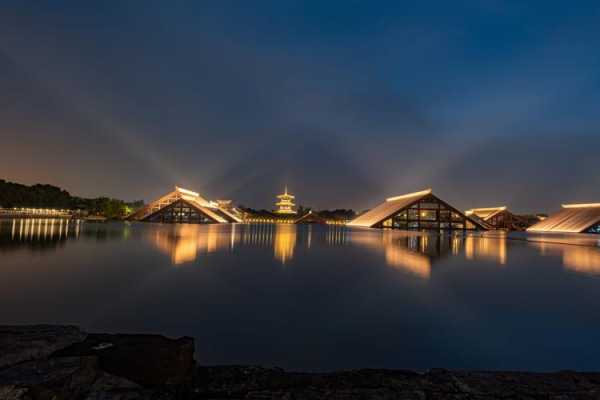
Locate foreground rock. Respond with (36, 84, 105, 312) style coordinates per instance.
(194, 366, 600, 399)
(54, 333, 195, 385)
(3, 325, 600, 399)
(0, 325, 86, 369)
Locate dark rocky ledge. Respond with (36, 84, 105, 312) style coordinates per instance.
(2, 326, 600, 399)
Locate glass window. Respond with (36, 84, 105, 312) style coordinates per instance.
(439, 210, 450, 221)
(394, 221, 408, 229)
(587, 223, 600, 234)
(395, 210, 408, 219)
(420, 210, 437, 221)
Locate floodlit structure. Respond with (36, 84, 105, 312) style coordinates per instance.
(348, 189, 486, 231)
(129, 186, 242, 224)
(465, 206, 529, 231)
(274, 187, 297, 215)
(527, 203, 600, 234)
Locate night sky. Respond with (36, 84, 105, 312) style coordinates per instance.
(1, 1, 599, 213)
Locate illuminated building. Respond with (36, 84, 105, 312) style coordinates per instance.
(129, 186, 242, 224)
(348, 189, 486, 231)
(465, 206, 530, 231)
(527, 203, 600, 234)
(274, 187, 297, 215)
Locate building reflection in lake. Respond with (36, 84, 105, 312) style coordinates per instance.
(273, 224, 297, 264)
(350, 231, 439, 279)
(350, 231, 510, 278)
(150, 223, 301, 265)
(464, 234, 507, 265)
(151, 224, 235, 265)
(381, 233, 432, 278)
(532, 241, 600, 275)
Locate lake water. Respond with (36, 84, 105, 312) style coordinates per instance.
(2, 218, 600, 372)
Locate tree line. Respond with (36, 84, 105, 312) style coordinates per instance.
(0, 179, 144, 219)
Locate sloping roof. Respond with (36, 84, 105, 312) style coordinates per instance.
(464, 214, 494, 230)
(130, 186, 232, 223)
(212, 206, 243, 223)
(527, 204, 600, 233)
(347, 189, 432, 228)
(465, 206, 507, 221)
(184, 197, 228, 223)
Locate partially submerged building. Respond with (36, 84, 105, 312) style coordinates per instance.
(527, 203, 600, 234)
(348, 189, 486, 231)
(129, 187, 242, 224)
(465, 206, 530, 231)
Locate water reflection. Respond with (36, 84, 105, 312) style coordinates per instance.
(563, 247, 600, 275)
(0, 219, 81, 253)
(151, 224, 235, 265)
(273, 224, 297, 264)
(350, 231, 440, 278)
(8, 218, 81, 241)
(148, 223, 301, 265)
(349, 231, 512, 278)
(326, 225, 348, 246)
(464, 235, 507, 265)
(2, 219, 600, 277)
(382, 233, 431, 278)
(532, 241, 600, 275)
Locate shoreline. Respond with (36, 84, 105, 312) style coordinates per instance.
(2, 325, 600, 399)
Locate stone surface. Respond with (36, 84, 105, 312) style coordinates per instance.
(54, 333, 195, 386)
(0, 325, 86, 369)
(191, 366, 600, 399)
(0, 385, 29, 400)
(4, 325, 600, 399)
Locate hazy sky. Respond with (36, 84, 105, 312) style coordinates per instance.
(1, 1, 599, 212)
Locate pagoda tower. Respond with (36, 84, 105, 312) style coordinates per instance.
(275, 187, 297, 215)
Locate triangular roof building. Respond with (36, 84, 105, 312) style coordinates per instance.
(130, 186, 241, 224)
(527, 203, 600, 234)
(348, 189, 486, 231)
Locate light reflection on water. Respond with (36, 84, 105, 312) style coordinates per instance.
(2, 219, 598, 275)
(2, 219, 600, 371)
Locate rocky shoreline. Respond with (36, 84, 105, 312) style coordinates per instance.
(2, 325, 600, 399)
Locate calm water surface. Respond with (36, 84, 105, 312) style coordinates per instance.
(2, 218, 600, 371)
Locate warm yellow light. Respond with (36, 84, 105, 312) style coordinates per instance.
(386, 189, 432, 202)
(175, 186, 200, 197)
(562, 203, 600, 208)
(466, 206, 507, 213)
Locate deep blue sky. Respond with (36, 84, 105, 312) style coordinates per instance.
(1, 1, 599, 212)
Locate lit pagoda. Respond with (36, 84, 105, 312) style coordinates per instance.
(275, 187, 297, 215)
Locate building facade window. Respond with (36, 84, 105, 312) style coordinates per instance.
(379, 194, 479, 232)
(587, 223, 600, 234)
